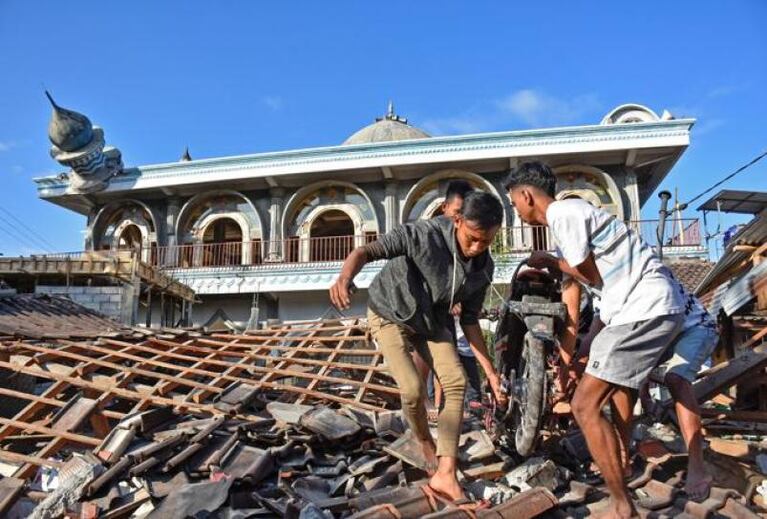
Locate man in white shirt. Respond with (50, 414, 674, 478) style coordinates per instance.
(504, 161, 685, 519)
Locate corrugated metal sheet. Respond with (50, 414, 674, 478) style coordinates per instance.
(696, 210, 767, 296)
(719, 260, 767, 316)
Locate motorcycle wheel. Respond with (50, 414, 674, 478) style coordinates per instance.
(514, 332, 548, 456)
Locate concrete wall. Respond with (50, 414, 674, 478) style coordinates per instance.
(275, 289, 368, 322)
(36, 285, 127, 322)
(182, 289, 368, 329)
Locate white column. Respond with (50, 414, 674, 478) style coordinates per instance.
(384, 181, 398, 232)
(624, 169, 640, 222)
(84, 208, 98, 250)
(268, 187, 286, 261)
(164, 197, 181, 266)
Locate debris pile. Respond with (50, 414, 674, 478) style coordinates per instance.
(0, 303, 764, 517)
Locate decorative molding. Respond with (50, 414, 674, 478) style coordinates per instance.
(167, 260, 386, 294)
(35, 120, 695, 197)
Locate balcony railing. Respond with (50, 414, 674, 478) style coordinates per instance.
(143, 219, 701, 270)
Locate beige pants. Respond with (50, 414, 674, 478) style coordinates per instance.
(367, 308, 466, 458)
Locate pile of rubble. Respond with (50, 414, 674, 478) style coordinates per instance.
(0, 297, 764, 517)
(3, 397, 765, 518)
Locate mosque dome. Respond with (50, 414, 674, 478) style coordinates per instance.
(46, 91, 94, 152)
(343, 102, 430, 145)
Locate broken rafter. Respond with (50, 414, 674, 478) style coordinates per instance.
(0, 317, 397, 486)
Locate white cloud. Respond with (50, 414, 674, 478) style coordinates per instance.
(705, 83, 751, 99)
(0, 141, 16, 152)
(261, 96, 284, 111)
(667, 105, 725, 137)
(422, 89, 602, 136)
(422, 115, 486, 136)
(694, 118, 725, 136)
(497, 90, 601, 127)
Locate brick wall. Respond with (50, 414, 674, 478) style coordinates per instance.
(35, 285, 126, 322)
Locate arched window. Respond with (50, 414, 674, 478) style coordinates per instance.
(176, 191, 264, 267)
(91, 201, 157, 262)
(401, 169, 506, 224)
(201, 217, 243, 266)
(282, 182, 378, 262)
(553, 165, 625, 220)
(117, 224, 143, 252)
(308, 209, 355, 262)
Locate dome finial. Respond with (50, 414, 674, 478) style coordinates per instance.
(377, 100, 407, 124)
(45, 90, 60, 110)
(343, 102, 429, 145)
(180, 146, 192, 162)
(46, 92, 94, 152)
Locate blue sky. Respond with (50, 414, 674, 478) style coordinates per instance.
(0, 1, 765, 256)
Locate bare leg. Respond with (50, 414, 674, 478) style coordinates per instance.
(610, 387, 637, 479)
(572, 374, 637, 518)
(638, 381, 655, 417)
(665, 373, 711, 501)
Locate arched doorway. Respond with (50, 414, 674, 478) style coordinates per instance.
(92, 201, 158, 262)
(176, 191, 264, 267)
(202, 217, 243, 266)
(309, 209, 355, 262)
(117, 224, 143, 254)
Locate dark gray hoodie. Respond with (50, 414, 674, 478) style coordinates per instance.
(364, 216, 494, 339)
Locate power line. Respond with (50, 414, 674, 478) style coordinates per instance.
(0, 223, 49, 254)
(0, 213, 51, 253)
(0, 206, 57, 251)
(686, 149, 767, 206)
(0, 214, 52, 254)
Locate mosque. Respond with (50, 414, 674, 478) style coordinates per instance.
(35, 97, 704, 327)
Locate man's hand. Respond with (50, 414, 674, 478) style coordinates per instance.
(329, 276, 353, 310)
(527, 251, 557, 271)
(486, 372, 508, 407)
(554, 363, 578, 400)
(451, 302, 462, 317)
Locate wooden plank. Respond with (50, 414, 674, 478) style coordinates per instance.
(195, 337, 379, 356)
(694, 325, 767, 381)
(0, 356, 386, 413)
(701, 408, 767, 423)
(0, 450, 64, 469)
(355, 352, 382, 403)
(297, 334, 346, 404)
(0, 359, 233, 416)
(692, 341, 767, 404)
(0, 386, 122, 420)
(0, 417, 100, 446)
(40, 340, 398, 396)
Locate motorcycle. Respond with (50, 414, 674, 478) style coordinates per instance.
(490, 260, 567, 457)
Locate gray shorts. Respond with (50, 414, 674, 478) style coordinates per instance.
(653, 326, 718, 382)
(586, 314, 684, 389)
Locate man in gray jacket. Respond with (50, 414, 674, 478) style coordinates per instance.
(330, 191, 507, 503)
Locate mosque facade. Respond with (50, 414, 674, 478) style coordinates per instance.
(35, 98, 704, 327)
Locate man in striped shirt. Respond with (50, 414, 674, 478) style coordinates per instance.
(505, 161, 685, 519)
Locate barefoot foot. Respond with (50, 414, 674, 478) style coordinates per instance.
(417, 437, 438, 474)
(684, 472, 712, 502)
(428, 469, 466, 502)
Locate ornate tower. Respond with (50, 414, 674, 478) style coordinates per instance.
(46, 92, 123, 193)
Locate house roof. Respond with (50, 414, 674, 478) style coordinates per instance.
(668, 259, 715, 293)
(0, 293, 128, 339)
